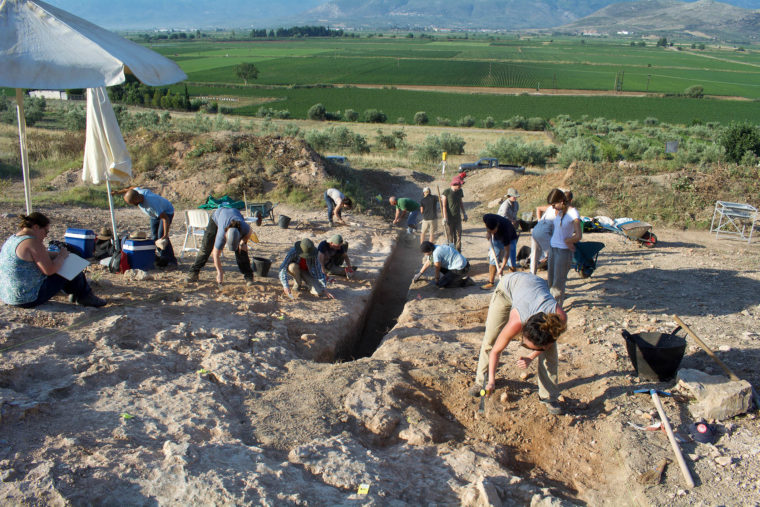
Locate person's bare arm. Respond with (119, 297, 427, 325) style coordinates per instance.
(486, 309, 523, 391)
(25, 240, 67, 276)
(565, 219, 582, 251)
(158, 212, 171, 239)
(434, 262, 442, 282)
(212, 247, 223, 284)
(441, 196, 449, 223)
(110, 186, 135, 196)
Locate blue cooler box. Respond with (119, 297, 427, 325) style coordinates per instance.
(64, 228, 95, 258)
(123, 239, 155, 270)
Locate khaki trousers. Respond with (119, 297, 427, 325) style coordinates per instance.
(475, 286, 559, 400)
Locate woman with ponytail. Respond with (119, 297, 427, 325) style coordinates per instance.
(0, 213, 106, 308)
(471, 271, 567, 414)
(545, 188, 581, 306)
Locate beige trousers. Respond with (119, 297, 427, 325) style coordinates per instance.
(475, 286, 559, 400)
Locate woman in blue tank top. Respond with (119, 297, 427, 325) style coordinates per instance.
(0, 213, 106, 308)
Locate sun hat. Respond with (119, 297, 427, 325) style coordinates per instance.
(131, 231, 148, 240)
(98, 226, 112, 239)
(225, 227, 241, 252)
(295, 238, 316, 258)
(155, 238, 169, 250)
(507, 188, 520, 198)
(329, 234, 343, 245)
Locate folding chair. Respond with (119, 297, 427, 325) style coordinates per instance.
(180, 210, 210, 260)
(710, 201, 758, 244)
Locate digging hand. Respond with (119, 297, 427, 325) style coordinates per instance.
(517, 356, 532, 369)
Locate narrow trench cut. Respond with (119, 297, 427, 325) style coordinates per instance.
(340, 234, 421, 360)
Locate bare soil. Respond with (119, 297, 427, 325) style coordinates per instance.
(2, 162, 760, 504)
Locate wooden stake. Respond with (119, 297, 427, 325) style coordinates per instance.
(650, 389, 695, 488)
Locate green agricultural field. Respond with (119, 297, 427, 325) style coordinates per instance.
(174, 84, 760, 125)
(152, 37, 760, 124)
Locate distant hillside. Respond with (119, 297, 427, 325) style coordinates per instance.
(289, 0, 760, 32)
(559, 0, 760, 40)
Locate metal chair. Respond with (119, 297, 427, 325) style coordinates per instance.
(710, 201, 758, 244)
(180, 210, 210, 260)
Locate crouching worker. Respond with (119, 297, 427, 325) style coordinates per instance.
(0, 213, 106, 308)
(185, 207, 254, 285)
(318, 234, 355, 277)
(471, 272, 567, 414)
(279, 239, 334, 299)
(481, 213, 518, 290)
(414, 241, 471, 288)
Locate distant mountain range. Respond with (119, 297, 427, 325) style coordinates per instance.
(42, 0, 760, 40)
(559, 0, 760, 40)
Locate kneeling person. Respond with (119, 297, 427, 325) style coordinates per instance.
(279, 239, 333, 299)
(318, 234, 354, 277)
(414, 241, 471, 288)
(186, 207, 254, 284)
(473, 272, 568, 414)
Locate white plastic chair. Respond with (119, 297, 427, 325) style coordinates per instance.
(180, 210, 210, 260)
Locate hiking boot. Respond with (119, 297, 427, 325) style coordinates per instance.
(76, 292, 107, 308)
(508, 266, 517, 273)
(185, 271, 199, 283)
(539, 396, 562, 415)
(329, 220, 334, 228)
(245, 278, 254, 287)
(468, 384, 485, 397)
(480, 282, 494, 290)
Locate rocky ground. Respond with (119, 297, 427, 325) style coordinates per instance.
(1, 166, 760, 505)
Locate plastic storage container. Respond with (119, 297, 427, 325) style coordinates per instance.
(123, 238, 155, 271)
(64, 228, 95, 258)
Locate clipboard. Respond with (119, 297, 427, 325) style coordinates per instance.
(57, 253, 90, 281)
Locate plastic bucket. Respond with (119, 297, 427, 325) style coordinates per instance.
(622, 328, 686, 381)
(253, 256, 272, 277)
(278, 215, 291, 229)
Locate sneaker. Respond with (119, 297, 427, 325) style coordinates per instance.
(76, 292, 107, 308)
(245, 278, 254, 287)
(539, 396, 562, 415)
(185, 272, 199, 283)
(480, 282, 494, 290)
(329, 221, 334, 228)
(407, 227, 413, 234)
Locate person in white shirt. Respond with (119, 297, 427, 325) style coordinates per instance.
(546, 189, 582, 306)
(324, 188, 353, 227)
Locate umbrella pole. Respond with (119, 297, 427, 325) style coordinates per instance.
(104, 175, 120, 249)
(16, 89, 32, 214)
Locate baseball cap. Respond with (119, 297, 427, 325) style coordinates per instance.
(225, 228, 241, 251)
(295, 238, 316, 258)
(451, 177, 463, 186)
(329, 234, 343, 245)
(507, 188, 520, 197)
(690, 420, 715, 444)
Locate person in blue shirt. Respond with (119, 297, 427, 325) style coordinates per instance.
(413, 241, 471, 288)
(118, 187, 177, 266)
(481, 213, 519, 290)
(279, 238, 333, 299)
(317, 234, 355, 277)
(185, 207, 254, 285)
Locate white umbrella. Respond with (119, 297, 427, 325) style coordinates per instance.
(0, 0, 187, 213)
(82, 87, 131, 246)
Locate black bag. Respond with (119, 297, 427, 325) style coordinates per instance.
(92, 238, 116, 261)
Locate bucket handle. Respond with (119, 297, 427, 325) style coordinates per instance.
(670, 325, 682, 337)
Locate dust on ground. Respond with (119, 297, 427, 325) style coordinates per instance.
(2, 166, 760, 505)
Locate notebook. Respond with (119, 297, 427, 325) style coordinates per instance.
(57, 253, 90, 281)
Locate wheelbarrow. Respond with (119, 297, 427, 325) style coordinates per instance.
(247, 201, 276, 224)
(603, 219, 657, 247)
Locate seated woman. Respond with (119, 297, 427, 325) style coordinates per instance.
(0, 213, 106, 308)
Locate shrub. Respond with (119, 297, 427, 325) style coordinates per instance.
(525, 117, 547, 131)
(414, 111, 428, 125)
(344, 109, 358, 122)
(307, 103, 327, 121)
(282, 123, 302, 137)
(481, 137, 556, 167)
(416, 132, 466, 162)
(304, 126, 370, 154)
(396, 117, 406, 124)
(719, 122, 760, 163)
(436, 117, 451, 126)
(457, 115, 476, 127)
(63, 105, 86, 131)
(483, 116, 495, 129)
(376, 129, 407, 150)
(557, 137, 597, 168)
(740, 150, 759, 167)
(503, 115, 526, 129)
(362, 109, 387, 123)
(644, 116, 659, 126)
(684, 85, 704, 98)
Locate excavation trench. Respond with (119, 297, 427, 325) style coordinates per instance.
(338, 234, 421, 360)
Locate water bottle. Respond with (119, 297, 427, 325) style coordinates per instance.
(48, 243, 60, 253)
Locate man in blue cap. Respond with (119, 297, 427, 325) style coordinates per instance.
(185, 207, 254, 285)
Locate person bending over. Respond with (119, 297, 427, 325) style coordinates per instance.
(481, 213, 518, 290)
(317, 234, 354, 277)
(116, 186, 177, 267)
(0, 213, 106, 308)
(324, 188, 353, 227)
(279, 238, 333, 299)
(185, 207, 254, 285)
(472, 272, 567, 415)
(414, 241, 471, 288)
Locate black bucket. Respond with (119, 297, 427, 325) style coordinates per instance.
(278, 215, 291, 229)
(253, 256, 272, 277)
(622, 327, 686, 381)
